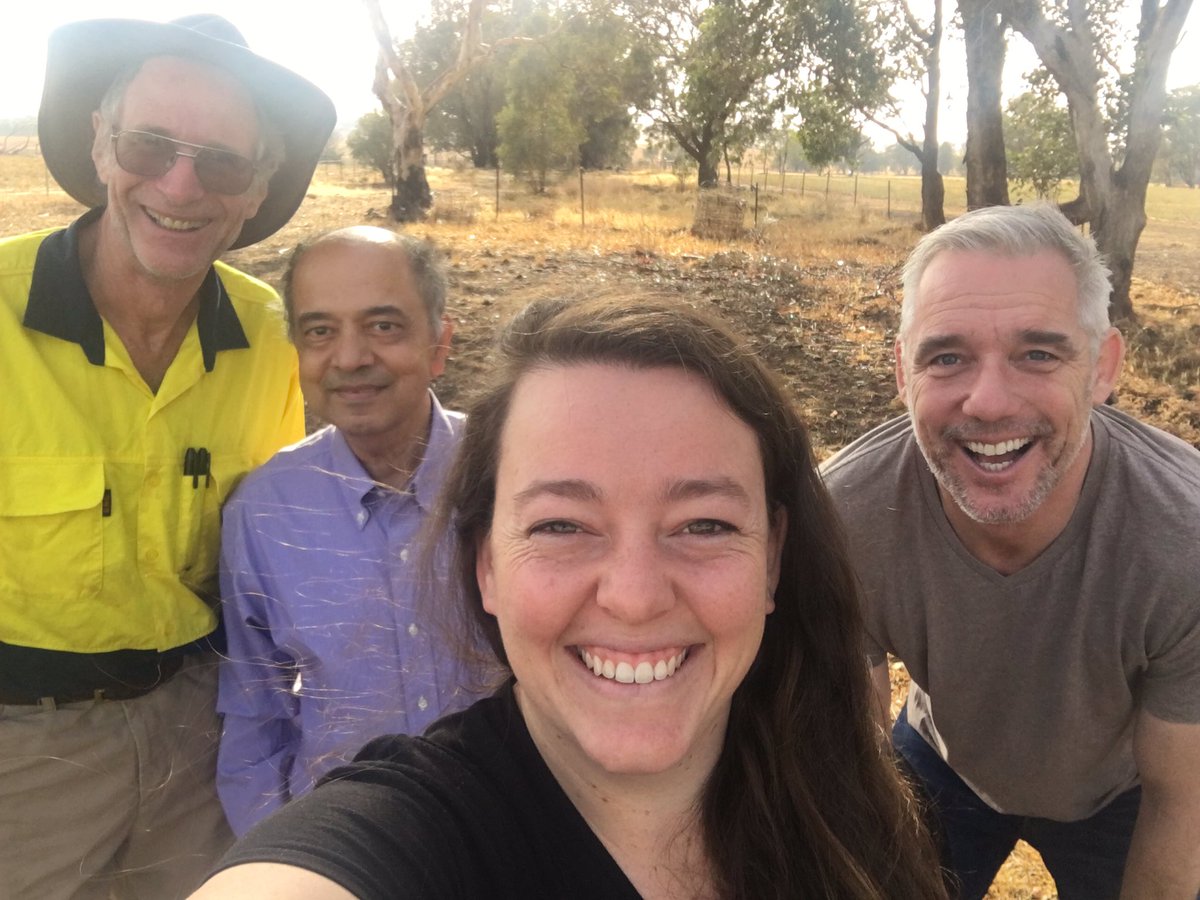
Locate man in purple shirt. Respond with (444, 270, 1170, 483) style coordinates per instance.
(216, 227, 482, 835)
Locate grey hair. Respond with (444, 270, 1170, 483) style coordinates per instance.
(95, 57, 286, 188)
(899, 204, 1113, 352)
(281, 227, 449, 339)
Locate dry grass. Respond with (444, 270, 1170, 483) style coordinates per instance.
(3, 155, 1197, 898)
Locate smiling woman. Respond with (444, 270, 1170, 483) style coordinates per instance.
(192, 297, 948, 900)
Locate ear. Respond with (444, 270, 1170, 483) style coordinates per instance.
(764, 507, 787, 614)
(476, 531, 498, 615)
(240, 177, 269, 220)
(90, 111, 112, 185)
(429, 316, 455, 379)
(1090, 327, 1125, 404)
(894, 338, 909, 406)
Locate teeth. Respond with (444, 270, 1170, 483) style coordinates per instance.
(965, 438, 1031, 457)
(147, 209, 205, 231)
(580, 648, 689, 684)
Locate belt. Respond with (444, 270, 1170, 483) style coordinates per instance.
(0, 652, 184, 708)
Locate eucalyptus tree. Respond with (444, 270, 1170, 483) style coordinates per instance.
(1002, 0, 1193, 320)
(362, 0, 535, 221)
(616, 0, 888, 189)
(1003, 77, 1077, 199)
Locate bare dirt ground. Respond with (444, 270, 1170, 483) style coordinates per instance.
(4, 176, 1196, 457)
(225, 184, 1199, 459)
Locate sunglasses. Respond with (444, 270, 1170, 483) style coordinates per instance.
(110, 130, 259, 196)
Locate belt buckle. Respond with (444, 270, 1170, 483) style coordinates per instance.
(37, 696, 58, 711)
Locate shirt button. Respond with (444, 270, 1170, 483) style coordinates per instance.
(145, 549, 159, 562)
(417, 696, 429, 711)
(400, 548, 409, 563)
(145, 471, 160, 487)
(356, 510, 368, 526)
(408, 623, 419, 637)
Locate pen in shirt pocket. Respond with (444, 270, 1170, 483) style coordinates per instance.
(183, 447, 212, 488)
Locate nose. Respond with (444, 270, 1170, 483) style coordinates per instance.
(595, 537, 676, 624)
(329, 329, 375, 371)
(960, 358, 1021, 421)
(153, 154, 207, 204)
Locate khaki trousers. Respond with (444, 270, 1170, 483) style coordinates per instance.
(0, 653, 234, 900)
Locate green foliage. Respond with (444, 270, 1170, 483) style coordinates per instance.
(558, 13, 653, 170)
(1160, 85, 1200, 188)
(404, 4, 646, 172)
(346, 110, 395, 186)
(617, 0, 888, 188)
(794, 91, 867, 171)
(497, 44, 586, 192)
(400, 8, 527, 168)
(1004, 83, 1077, 199)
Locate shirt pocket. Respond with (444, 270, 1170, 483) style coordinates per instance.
(176, 456, 241, 603)
(0, 459, 105, 603)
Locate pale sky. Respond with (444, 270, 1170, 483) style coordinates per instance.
(0, 2, 418, 125)
(4, 2, 1200, 144)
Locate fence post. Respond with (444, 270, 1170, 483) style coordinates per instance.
(579, 167, 585, 229)
(853, 174, 858, 206)
(887, 180, 892, 219)
(825, 171, 831, 199)
(495, 164, 500, 220)
(753, 182, 759, 226)
(801, 172, 806, 198)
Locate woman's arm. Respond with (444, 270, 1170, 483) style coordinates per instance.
(190, 862, 357, 899)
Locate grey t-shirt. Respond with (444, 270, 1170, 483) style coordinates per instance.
(822, 405, 1200, 820)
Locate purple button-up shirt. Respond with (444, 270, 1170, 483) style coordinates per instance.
(216, 394, 479, 836)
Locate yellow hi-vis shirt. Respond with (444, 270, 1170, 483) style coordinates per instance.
(0, 213, 304, 654)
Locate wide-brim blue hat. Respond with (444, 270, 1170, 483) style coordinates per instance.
(38, 14, 336, 249)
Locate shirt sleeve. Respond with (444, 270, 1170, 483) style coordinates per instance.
(1141, 589, 1200, 724)
(216, 491, 302, 836)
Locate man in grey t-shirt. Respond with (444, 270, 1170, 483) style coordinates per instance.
(823, 204, 1200, 899)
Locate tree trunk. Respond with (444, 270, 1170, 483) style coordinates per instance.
(388, 116, 433, 222)
(364, 0, 521, 224)
(920, 158, 946, 231)
(1001, 0, 1192, 322)
(1093, 182, 1147, 321)
(959, 0, 1010, 209)
(920, 0, 946, 229)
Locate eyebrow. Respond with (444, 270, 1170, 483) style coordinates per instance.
(511, 476, 752, 510)
(664, 476, 752, 505)
(512, 479, 601, 510)
(913, 334, 964, 360)
(294, 305, 411, 328)
(1019, 329, 1077, 353)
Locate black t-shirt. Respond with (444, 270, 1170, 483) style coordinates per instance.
(215, 682, 642, 899)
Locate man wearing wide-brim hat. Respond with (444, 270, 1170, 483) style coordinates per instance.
(0, 14, 334, 898)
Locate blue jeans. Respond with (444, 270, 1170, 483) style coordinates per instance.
(893, 707, 1140, 900)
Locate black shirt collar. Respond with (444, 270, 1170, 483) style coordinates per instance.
(23, 207, 250, 371)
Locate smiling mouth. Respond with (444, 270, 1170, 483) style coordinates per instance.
(145, 208, 207, 232)
(578, 647, 690, 684)
(963, 437, 1033, 472)
(332, 384, 386, 398)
